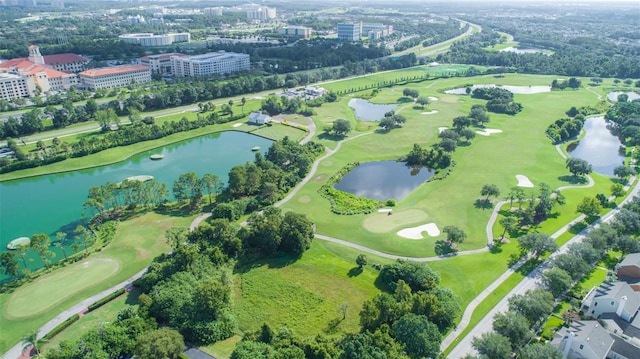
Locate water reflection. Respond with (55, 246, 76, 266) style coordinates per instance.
(348, 98, 398, 121)
(567, 116, 624, 176)
(334, 161, 434, 201)
(607, 91, 640, 102)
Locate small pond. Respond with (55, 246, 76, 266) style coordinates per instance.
(566, 116, 624, 176)
(607, 91, 640, 102)
(445, 84, 551, 95)
(348, 98, 398, 121)
(500, 47, 553, 55)
(333, 160, 435, 201)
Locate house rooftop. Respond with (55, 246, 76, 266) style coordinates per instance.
(43, 53, 89, 65)
(619, 253, 640, 269)
(552, 321, 614, 359)
(593, 282, 640, 317)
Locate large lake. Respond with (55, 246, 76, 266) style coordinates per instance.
(334, 161, 434, 201)
(348, 98, 398, 121)
(567, 116, 624, 176)
(0, 131, 272, 272)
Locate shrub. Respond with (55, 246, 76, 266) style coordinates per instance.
(87, 288, 126, 312)
(318, 163, 384, 214)
(42, 314, 80, 340)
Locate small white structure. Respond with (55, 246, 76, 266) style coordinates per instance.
(248, 112, 271, 125)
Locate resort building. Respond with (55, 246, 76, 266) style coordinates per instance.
(337, 22, 362, 42)
(0, 48, 80, 95)
(279, 26, 312, 39)
(118, 33, 191, 47)
(170, 51, 250, 78)
(78, 65, 151, 90)
(203, 7, 223, 16)
(0, 73, 34, 100)
(138, 53, 186, 76)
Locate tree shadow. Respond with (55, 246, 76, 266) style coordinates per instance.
(569, 221, 588, 234)
(324, 317, 343, 335)
(558, 175, 588, 185)
(318, 132, 346, 141)
(347, 266, 363, 277)
(474, 199, 493, 209)
(434, 240, 457, 256)
(233, 254, 297, 274)
(490, 241, 504, 254)
(516, 258, 541, 276)
(397, 97, 413, 103)
(124, 287, 142, 305)
(599, 252, 621, 270)
(412, 105, 426, 110)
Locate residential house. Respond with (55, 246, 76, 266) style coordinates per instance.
(616, 253, 640, 291)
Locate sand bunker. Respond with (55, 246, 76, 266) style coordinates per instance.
(378, 208, 393, 213)
(232, 123, 242, 127)
(428, 96, 438, 101)
(421, 110, 439, 115)
(476, 128, 503, 136)
(397, 223, 440, 240)
(516, 174, 534, 188)
(438, 127, 448, 133)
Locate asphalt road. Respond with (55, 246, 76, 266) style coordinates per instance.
(446, 176, 640, 358)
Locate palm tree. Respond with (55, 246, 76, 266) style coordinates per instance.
(22, 330, 41, 357)
(241, 97, 247, 114)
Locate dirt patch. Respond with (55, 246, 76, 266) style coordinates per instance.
(298, 195, 311, 203)
(313, 174, 326, 182)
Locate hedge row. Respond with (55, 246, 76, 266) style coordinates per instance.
(42, 314, 80, 341)
(87, 288, 126, 312)
(319, 162, 384, 215)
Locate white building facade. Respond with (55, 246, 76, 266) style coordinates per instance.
(171, 52, 250, 77)
(279, 26, 312, 39)
(337, 22, 362, 41)
(0, 73, 34, 100)
(79, 65, 151, 90)
(119, 33, 190, 47)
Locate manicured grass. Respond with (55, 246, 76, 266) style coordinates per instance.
(284, 73, 602, 258)
(5, 257, 121, 319)
(249, 122, 307, 142)
(0, 211, 193, 353)
(202, 335, 242, 359)
(42, 288, 140, 351)
(233, 241, 379, 338)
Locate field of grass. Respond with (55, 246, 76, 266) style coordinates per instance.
(249, 122, 307, 142)
(0, 211, 193, 353)
(233, 241, 380, 338)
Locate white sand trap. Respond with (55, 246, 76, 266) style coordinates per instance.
(421, 110, 439, 115)
(428, 96, 438, 101)
(516, 174, 534, 188)
(378, 208, 393, 213)
(397, 223, 440, 240)
(438, 127, 448, 133)
(232, 123, 242, 127)
(476, 128, 503, 136)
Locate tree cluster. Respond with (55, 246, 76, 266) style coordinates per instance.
(471, 87, 523, 115)
(605, 99, 640, 146)
(551, 78, 582, 90)
(545, 116, 584, 144)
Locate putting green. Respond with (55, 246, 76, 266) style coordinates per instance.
(362, 209, 428, 234)
(5, 257, 121, 319)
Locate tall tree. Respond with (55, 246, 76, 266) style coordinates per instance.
(565, 157, 592, 177)
(471, 332, 511, 359)
(541, 267, 573, 297)
(498, 216, 517, 240)
(442, 225, 466, 247)
(508, 289, 554, 325)
(0, 252, 20, 278)
(480, 184, 500, 202)
(30, 233, 54, 268)
(55, 231, 69, 261)
(517, 233, 557, 259)
(391, 313, 441, 359)
(135, 328, 185, 359)
(493, 312, 533, 349)
(201, 173, 223, 205)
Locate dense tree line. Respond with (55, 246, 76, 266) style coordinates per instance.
(438, 31, 640, 78)
(605, 98, 640, 146)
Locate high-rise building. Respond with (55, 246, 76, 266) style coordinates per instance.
(171, 51, 250, 77)
(204, 7, 223, 16)
(138, 53, 186, 76)
(247, 7, 276, 21)
(337, 22, 362, 42)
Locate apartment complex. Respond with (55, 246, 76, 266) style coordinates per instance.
(246, 7, 276, 21)
(203, 7, 222, 16)
(171, 51, 250, 77)
(118, 33, 190, 47)
(78, 65, 151, 90)
(138, 53, 186, 76)
(279, 26, 312, 39)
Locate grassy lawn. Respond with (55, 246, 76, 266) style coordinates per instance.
(233, 241, 380, 338)
(249, 122, 307, 142)
(0, 211, 193, 353)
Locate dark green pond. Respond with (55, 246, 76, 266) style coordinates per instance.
(334, 161, 434, 201)
(0, 131, 272, 277)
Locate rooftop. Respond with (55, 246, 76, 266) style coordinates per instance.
(43, 53, 89, 65)
(620, 253, 640, 269)
(79, 65, 150, 77)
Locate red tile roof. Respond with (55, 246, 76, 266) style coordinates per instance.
(43, 53, 89, 65)
(79, 65, 150, 77)
(0, 58, 28, 69)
